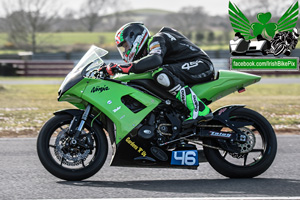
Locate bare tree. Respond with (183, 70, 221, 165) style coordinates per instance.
(79, 0, 119, 32)
(165, 6, 207, 34)
(2, 0, 60, 53)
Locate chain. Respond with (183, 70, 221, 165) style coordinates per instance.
(197, 125, 224, 128)
(157, 123, 224, 136)
(157, 123, 172, 136)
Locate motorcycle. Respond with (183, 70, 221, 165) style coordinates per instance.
(270, 28, 299, 56)
(37, 45, 277, 181)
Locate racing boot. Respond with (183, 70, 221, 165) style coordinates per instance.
(176, 86, 213, 128)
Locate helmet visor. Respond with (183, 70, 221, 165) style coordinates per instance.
(117, 40, 132, 62)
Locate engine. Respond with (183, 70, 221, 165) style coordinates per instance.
(137, 103, 187, 144)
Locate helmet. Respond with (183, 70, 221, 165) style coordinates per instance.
(115, 22, 150, 63)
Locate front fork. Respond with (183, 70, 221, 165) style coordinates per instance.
(69, 104, 92, 145)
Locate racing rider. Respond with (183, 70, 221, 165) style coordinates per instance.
(100, 22, 214, 128)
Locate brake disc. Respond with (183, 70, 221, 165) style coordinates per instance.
(54, 130, 90, 166)
(237, 127, 256, 154)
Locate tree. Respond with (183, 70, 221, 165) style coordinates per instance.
(2, 0, 60, 53)
(165, 6, 207, 34)
(79, 0, 121, 32)
(207, 31, 215, 43)
(195, 32, 205, 45)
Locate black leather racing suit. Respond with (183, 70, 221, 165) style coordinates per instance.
(129, 27, 214, 95)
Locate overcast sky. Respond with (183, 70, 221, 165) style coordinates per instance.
(123, 0, 229, 15)
(63, 0, 231, 16)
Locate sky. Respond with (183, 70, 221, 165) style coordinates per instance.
(63, 0, 231, 16)
(124, 0, 229, 15)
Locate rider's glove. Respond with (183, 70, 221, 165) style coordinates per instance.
(105, 63, 133, 76)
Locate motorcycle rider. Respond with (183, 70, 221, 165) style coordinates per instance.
(101, 22, 214, 128)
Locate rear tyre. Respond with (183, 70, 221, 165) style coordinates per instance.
(203, 108, 277, 178)
(37, 114, 108, 181)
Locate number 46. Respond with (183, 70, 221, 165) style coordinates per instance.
(173, 150, 198, 166)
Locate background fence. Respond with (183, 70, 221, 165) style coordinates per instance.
(0, 49, 299, 76)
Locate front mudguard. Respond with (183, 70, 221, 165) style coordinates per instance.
(54, 109, 83, 118)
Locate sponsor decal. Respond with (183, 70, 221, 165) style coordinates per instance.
(180, 88, 186, 106)
(179, 42, 199, 51)
(171, 150, 199, 166)
(164, 32, 176, 41)
(149, 41, 162, 55)
(107, 100, 112, 105)
(192, 95, 199, 112)
(125, 137, 147, 157)
(182, 60, 203, 70)
(209, 131, 232, 138)
(218, 108, 227, 116)
(91, 85, 110, 94)
(113, 106, 121, 113)
(150, 146, 168, 161)
(149, 41, 160, 50)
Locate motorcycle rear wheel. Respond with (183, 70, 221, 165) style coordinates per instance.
(203, 107, 277, 178)
(37, 114, 108, 181)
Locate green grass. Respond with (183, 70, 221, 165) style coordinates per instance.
(0, 31, 298, 53)
(0, 76, 64, 80)
(0, 83, 299, 137)
(41, 32, 115, 45)
(210, 84, 300, 130)
(0, 32, 116, 49)
(0, 84, 73, 137)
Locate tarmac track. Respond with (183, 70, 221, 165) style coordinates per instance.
(0, 135, 299, 199)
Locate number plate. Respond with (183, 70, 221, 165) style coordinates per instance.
(171, 150, 199, 166)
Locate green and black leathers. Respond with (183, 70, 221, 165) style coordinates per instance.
(176, 86, 213, 128)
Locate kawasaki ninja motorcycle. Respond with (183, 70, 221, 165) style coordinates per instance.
(37, 45, 277, 181)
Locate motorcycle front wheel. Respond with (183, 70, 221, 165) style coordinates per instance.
(37, 114, 108, 181)
(203, 107, 277, 178)
(273, 43, 285, 56)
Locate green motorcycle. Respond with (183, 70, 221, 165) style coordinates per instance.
(37, 45, 277, 181)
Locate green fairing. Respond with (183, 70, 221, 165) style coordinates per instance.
(115, 70, 260, 102)
(114, 72, 153, 82)
(191, 70, 261, 102)
(59, 68, 259, 145)
(58, 79, 88, 109)
(60, 78, 161, 144)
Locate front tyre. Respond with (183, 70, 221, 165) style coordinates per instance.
(273, 43, 285, 56)
(203, 108, 277, 178)
(37, 114, 108, 181)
